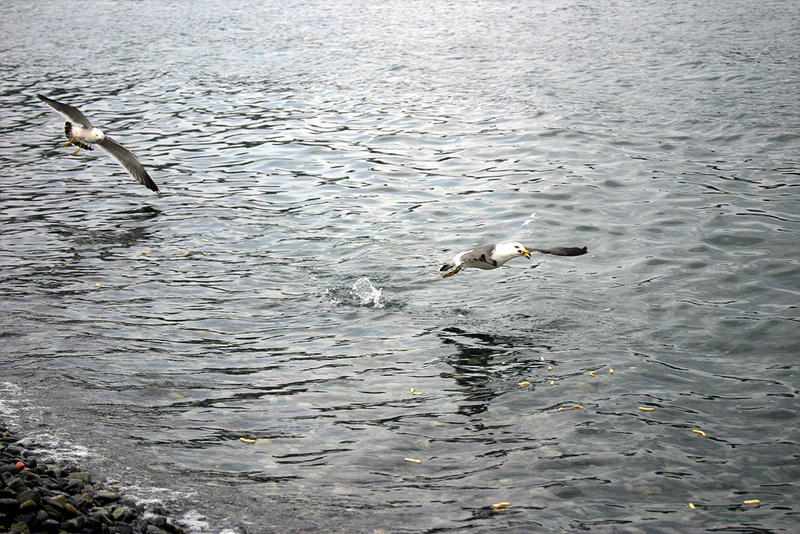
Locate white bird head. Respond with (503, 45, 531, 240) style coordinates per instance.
(90, 127, 105, 142)
(494, 242, 531, 263)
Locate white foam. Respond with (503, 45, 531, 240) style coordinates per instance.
(351, 277, 384, 308)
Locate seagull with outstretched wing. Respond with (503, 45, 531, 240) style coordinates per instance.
(37, 94, 160, 193)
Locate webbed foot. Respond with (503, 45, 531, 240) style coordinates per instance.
(442, 265, 462, 278)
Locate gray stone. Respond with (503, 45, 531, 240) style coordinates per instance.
(17, 488, 42, 507)
(95, 490, 122, 504)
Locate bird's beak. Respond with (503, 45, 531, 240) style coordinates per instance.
(520, 249, 531, 259)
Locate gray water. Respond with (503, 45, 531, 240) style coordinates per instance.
(1, 0, 799, 532)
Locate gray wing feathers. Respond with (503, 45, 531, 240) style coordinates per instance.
(97, 137, 160, 193)
(37, 94, 93, 129)
(458, 244, 497, 265)
(532, 246, 588, 257)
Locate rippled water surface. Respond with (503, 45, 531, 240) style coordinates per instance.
(2, 0, 799, 532)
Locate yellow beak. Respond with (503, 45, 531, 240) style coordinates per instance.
(520, 249, 531, 259)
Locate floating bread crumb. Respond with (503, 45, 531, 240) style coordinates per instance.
(517, 381, 531, 387)
(549, 381, 555, 386)
(404, 458, 421, 463)
(547, 366, 552, 371)
(573, 405, 584, 410)
(609, 369, 614, 374)
(589, 371, 596, 377)
(688, 503, 696, 510)
(743, 499, 760, 505)
(239, 438, 255, 443)
(638, 407, 654, 411)
(692, 429, 707, 437)
(492, 502, 510, 509)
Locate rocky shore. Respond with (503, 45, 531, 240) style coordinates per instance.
(0, 426, 185, 534)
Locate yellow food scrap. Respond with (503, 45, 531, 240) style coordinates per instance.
(573, 405, 584, 410)
(692, 429, 707, 437)
(141, 251, 150, 255)
(404, 458, 421, 464)
(638, 407, 654, 411)
(743, 499, 760, 505)
(688, 503, 696, 510)
(501, 361, 507, 365)
(179, 251, 189, 255)
(517, 381, 531, 387)
(547, 366, 552, 371)
(557, 407, 564, 412)
(95, 283, 100, 287)
(239, 438, 255, 443)
(609, 369, 614, 374)
(540, 356, 545, 361)
(492, 502, 510, 509)
(589, 371, 596, 377)
(409, 388, 415, 393)
(549, 380, 555, 386)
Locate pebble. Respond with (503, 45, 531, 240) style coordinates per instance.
(0, 425, 184, 534)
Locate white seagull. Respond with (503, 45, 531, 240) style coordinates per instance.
(37, 94, 160, 193)
(440, 242, 587, 278)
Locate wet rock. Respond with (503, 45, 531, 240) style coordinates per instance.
(45, 494, 67, 509)
(95, 490, 122, 504)
(40, 518, 60, 532)
(16, 488, 42, 508)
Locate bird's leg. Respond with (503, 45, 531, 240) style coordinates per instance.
(71, 147, 81, 156)
(63, 135, 78, 147)
(442, 265, 463, 278)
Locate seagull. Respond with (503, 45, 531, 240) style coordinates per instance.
(440, 242, 587, 278)
(37, 94, 160, 193)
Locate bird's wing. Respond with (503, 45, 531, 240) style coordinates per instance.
(96, 137, 160, 193)
(531, 246, 587, 257)
(37, 94, 94, 129)
(458, 244, 497, 265)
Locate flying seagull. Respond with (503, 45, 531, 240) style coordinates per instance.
(37, 94, 160, 193)
(440, 242, 587, 278)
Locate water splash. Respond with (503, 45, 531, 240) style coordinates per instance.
(351, 277, 384, 308)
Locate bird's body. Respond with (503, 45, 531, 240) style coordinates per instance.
(440, 242, 587, 278)
(37, 94, 160, 193)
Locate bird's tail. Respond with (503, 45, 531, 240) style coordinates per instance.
(531, 246, 588, 257)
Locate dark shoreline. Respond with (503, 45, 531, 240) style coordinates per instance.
(0, 425, 186, 534)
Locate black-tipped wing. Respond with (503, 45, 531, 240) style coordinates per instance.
(532, 246, 588, 256)
(96, 137, 160, 193)
(37, 94, 94, 129)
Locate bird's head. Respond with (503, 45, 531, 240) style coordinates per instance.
(91, 128, 105, 142)
(511, 242, 531, 259)
(495, 242, 531, 262)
